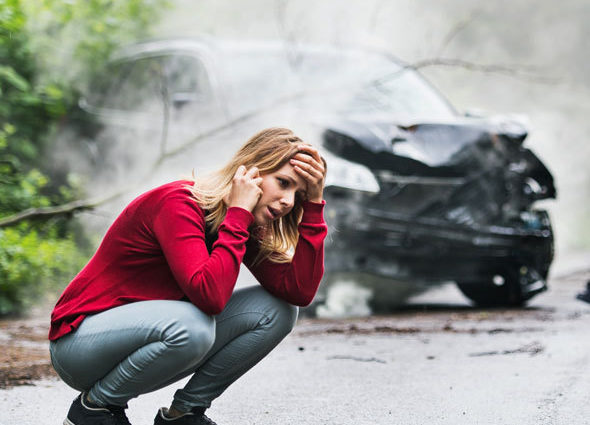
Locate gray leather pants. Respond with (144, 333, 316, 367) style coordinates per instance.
(49, 286, 298, 412)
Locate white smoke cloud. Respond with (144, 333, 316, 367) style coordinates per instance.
(54, 0, 588, 311)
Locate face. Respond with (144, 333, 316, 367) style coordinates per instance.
(251, 161, 308, 227)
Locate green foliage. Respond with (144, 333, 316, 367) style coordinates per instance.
(22, 0, 171, 91)
(0, 226, 85, 315)
(0, 0, 170, 315)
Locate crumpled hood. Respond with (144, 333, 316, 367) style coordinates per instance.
(322, 114, 529, 168)
(321, 113, 556, 202)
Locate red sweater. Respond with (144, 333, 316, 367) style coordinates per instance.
(49, 180, 327, 341)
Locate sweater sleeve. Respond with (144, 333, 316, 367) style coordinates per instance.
(152, 194, 254, 315)
(244, 201, 328, 306)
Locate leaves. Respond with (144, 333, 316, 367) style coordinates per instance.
(0, 65, 30, 92)
(0, 226, 84, 315)
(0, 0, 169, 315)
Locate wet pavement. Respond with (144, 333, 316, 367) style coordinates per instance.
(1, 253, 589, 425)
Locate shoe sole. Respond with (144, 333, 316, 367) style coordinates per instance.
(64, 419, 75, 425)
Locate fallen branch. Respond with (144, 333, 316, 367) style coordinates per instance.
(0, 96, 290, 229)
(2, 42, 557, 229)
(437, 11, 482, 56)
(406, 58, 558, 84)
(0, 191, 125, 228)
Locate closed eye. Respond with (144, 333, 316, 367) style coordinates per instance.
(277, 177, 289, 188)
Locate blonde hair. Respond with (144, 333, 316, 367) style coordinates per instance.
(188, 127, 307, 264)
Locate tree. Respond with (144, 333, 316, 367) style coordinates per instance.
(0, 0, 170, 315)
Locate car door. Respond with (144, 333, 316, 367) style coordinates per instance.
(79, 51, 230, 180)
(159, 53, 230, 160)
(78, 56, 167, 179)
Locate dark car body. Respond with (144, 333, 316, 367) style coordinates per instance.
(63, 38, 556, 309)
(321, 117, 555, 309)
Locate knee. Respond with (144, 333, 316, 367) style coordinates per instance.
(258, 291, 299, 338)
(161, 303, 216, 359)
(182, 319, 216, 357)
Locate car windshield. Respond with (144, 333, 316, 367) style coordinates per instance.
(221, 45, 456, 120)
(344, 70, 457, 120)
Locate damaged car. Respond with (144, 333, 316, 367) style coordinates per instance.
(320, 117, 555, 310)
(60, 38, 556, 309)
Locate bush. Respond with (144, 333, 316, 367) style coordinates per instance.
(0, 0, 170, 315)
(0, 226, 85, 315)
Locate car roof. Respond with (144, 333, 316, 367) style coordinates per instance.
(111, 37, 406, 66)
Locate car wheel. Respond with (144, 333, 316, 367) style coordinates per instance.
(457, 267, 525, 307)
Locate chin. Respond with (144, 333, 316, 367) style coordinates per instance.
(253, 215, 268, 228)
(256, 217, 274, 228)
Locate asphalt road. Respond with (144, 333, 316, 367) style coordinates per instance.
(1, 253, 589, 425)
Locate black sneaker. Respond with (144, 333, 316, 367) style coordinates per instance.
(64, 393, 132, 425)
(154, 407, 218, 425)
(576, 281, 590, 304)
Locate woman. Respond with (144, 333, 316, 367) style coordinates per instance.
(49, 128, 328, 425)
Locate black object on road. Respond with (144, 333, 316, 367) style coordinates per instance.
(576, 281, 590, 304)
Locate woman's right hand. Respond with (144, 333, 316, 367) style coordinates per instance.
(224, 165, 263, 212)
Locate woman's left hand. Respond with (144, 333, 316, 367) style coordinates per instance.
(290, 144, 326, 203)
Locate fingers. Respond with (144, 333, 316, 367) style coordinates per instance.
(233, 166, 262, 189)
(296, 144, 322, 162)
(234, 165, 247, 177)
(227, 165, 263, 211)
(244, 166, 260, 179)
(290, 157, 324, 180)
(290, 146, 325, 180)
(290, 145, 326, 203)
(295, 145, 325, 169)
(243, 167, 262, 189)
(235, 165, 259, 178)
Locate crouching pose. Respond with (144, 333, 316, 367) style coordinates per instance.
(49, 128, 328, 425)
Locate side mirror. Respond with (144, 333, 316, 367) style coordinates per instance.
(463, 108, 487, 118)
(171, 92, 198, 108)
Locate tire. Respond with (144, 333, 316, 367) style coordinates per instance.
(457, 266, 525, 307)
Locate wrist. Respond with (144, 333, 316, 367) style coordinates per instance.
(225, 198, 255, 212)
(306, 196, 323, 203)
(228, 203, 253, 212)
(301, 199, 325, 222)
(306, 190, 324, 204)
(225, 206, 255, 225)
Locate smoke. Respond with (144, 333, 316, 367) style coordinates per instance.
(151, 0, 590, 257)
(408, 0, 590, 255)
(316, 280, 373, 318)
(314, 276, 431, 318)
(49, 0, 589, 311)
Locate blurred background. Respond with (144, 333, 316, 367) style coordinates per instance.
(1, 0, 588, 316)
(156, 0, 585, 253)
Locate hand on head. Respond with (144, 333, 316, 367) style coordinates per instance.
(224, 165, 263, 212)
(224, 144, 326, 218)
(289, 144, 326, 203)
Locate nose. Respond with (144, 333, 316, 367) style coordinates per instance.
(280, 191, 295, 210)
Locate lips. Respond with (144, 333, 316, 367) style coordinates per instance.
(267, 206, 280, 220)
